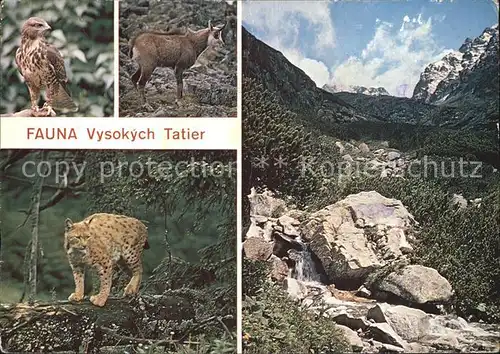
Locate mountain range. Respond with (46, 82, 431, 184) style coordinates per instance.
(413, 24, 499, 106)
(243, 24, 499, 130)
(322, 84, 389, 96)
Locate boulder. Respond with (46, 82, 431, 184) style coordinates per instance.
(301, 191, 417, 282)
(451, 193, 468, 209)
(242, 237, 273, 261)
(359, 143, 370, 154)
(367, 304, 430, 341)
(246, 215, 274, 242)
(248, 187, 287, 218)
(342, 154, 354, 162)
(269, 255, 289, 282)
(387, 151, 401, 161)
(277, 215, 301, 237)
(374, 265, 453, 304)
(330, 312, 370, 331)
(336, 325, 364, 351)
(371, 340, 405, 352)
(368, 322, 408, 349)
(335, 141, 345, 154)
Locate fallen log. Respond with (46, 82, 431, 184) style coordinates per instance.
(0, 294, 195, 353)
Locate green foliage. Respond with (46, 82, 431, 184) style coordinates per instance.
(242, 259, 271, 298)
(310, 120, 498, 168)
(242, 78, 323, 208)
(0, 0, 113, 116)
(414, 186, 500, 322)
(133, 335, 236, 354)
(242, 260, 349, 354)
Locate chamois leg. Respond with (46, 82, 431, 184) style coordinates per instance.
(131, 68, 141, 90)
(137, 66, 153, 105)
(174, 67, 184, 100)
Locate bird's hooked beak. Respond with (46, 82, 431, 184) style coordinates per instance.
(42, 23, 51, 33)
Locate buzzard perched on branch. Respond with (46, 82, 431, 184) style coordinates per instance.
(15, 17, 78, 116)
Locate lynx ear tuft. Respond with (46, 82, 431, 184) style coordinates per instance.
(85, 215, 96, 226)
(64, 218, 73, 231)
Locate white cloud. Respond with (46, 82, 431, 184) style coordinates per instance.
(243, 1, 335, 51)
(332, 14, 451, 97)
(281, 48, 331, 87)
(243, 1, 335, 88)
(244, 5, 450, 96)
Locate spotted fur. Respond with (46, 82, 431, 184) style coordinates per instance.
(64, 213, 149, 307)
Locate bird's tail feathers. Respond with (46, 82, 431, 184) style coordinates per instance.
(52, 83, 78, 113)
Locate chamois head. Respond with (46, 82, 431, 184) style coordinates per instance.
(207, 20, 226, 47)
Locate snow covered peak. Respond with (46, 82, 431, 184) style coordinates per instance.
(323, 83, 389, 96)
(412, 24, 499, 104)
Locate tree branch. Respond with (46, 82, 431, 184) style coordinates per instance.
(0, 295, 196, 353)
(0, 108, 56, 117)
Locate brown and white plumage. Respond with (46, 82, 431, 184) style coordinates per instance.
(15, 17, 78, 116)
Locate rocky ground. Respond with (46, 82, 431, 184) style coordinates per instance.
(243, 189, 500, 353)
(119, 0, 237, 117)
(332, 140, 411, 180)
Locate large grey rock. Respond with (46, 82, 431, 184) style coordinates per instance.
(451, 193, 468, 209)
(277, 215, 300, 237)
(335, 141, 346, 154)
(359, 143, 370, 154)
(367, 303, 430, 341)
(336, 325, 364, 351)
(301, 191, 417, 282)
(370, 340, 405, 352)
(269, 255, 289, 282)
(248, 187, 287, 218)
(342, 154, 354, 162)
(242, 237, 273, 261)
(330, 312, 370, 331)
(387, 151, 401, 161)
(368, 322, 408, 349)
(375, 265, 453, 304)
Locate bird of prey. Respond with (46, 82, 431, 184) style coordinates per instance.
(15, 17, 78, 116)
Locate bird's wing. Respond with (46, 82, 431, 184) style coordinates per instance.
(46, 43, 69, 84)
(15, 47, 24, 77)
(45, 43, 78, 112)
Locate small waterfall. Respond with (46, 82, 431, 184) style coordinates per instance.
(289, 239, 321, 284)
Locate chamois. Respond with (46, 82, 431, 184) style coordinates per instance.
(128, 20, 226, 103)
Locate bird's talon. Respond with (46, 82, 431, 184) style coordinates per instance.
(41, 104, 56, 117)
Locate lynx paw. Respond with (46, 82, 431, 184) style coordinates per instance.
(68, 292, 84, 302)
(124, 284, 138, 297)
(90, 295, 107, 307)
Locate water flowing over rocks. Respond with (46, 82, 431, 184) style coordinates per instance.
(243, 188, 500, 353)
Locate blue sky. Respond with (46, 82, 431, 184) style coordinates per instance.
(243, 0, 499, 97)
